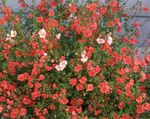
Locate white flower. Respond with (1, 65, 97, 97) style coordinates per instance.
(107, 36, 113, 45)
(60, 60, 67, 67)
(38, 29, 47, 39)
(6, 34, 16, 45)
(55, 65, 64, 71)
(56, 33, 61, 39)
(55, 60, 67, 71)
(81, 50, 88, 63)
(96, 38, 105, 44)
(10, 30, 17, 38)
(81, 56, 88, 63)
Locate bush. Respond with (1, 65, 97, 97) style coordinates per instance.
(0, 0, 149, 119)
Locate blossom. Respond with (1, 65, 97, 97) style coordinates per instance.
(83, 29, 92, 38)
(59, 98, 69, 105)
(86, 84, 94, 92)
(99, 82, 111, 94)
(55, 65, 64, 71)
(50, 0, 57, 7)
(6, 34, 12, 41)
(76, 83, 84, 91)
(20, 108, 27, 116)
(96, 38, 105, 44)
(55, 60, 67, 71)
(31, 91, 41, 100)
(23, 96, 32, 105)
(81, 50, 88, 63)
(36, 17, 43, 23)
(10, 30, 17, 37)
(86, 3, 97, 11)
(38, 29, 47, 38)
(79, 76, 87, 84)
(69, 4, 76, 13)
(99, 7, 107, 15)
(81, 57, 88, 63)
(74, 64, 82, 73)
(88, 65, 100, 77)
(107, 36, 113, 45)
(49, 104, 56, 110)
(17, 73, 29, 82)
(69, 78, 77, 86)
(56, 33, 61, 39)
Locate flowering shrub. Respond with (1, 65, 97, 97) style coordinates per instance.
(0, 0, 150, 119)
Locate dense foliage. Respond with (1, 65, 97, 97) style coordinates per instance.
(0, 0, 149, 119)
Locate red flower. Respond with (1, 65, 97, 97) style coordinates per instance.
(86, 3, 97, 11)
(0, 7, 11, 25)
(17, 72, 28, 82)
(38, 74, 45, 81)
(23, 96, 32, 105)
(52, 19, 58, 27)
(99, 7, 107, 15)
(50, 0, 57, 7)
(86, 84, 94, 92)
(43, 108, 48, 115)
(69, 4, 76, 13)
(76, 83, 84, 91)
(49, 104, 55, 110)
(36, 17, 43, 23)
(88, 65, 100, 77)
(83, 29, 92, 38)
(77, 98, 84, 105)
(92, 12, 99, 20)
(108, 21, 115, 27)
(48, 10, 54, 16)
(31, 91, 41, 100)
(136, 96, 143, 104)
(51, 93, 59, 100)
(88, 105, 93, 112)
(20, 108, 27, 116)
(139, 71, 147, 82)
(45, 66, 52, 71)
(59, 98, 69, 105)
(74, 64, 82, 73)
(116, 77, 125, 84)
(69, 78, 77, 86)
(95, 109, 101, 115)
(99, 82, 110, 94)
(79, 76, 87, 84)
(118, 101, 124, 109)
